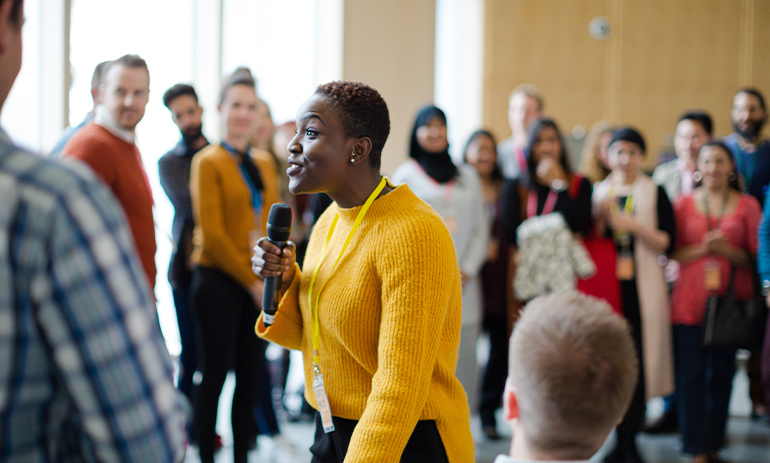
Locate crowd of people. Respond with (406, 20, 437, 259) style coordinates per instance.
(398, 84, 770, 463)
(2, 0, 770, 459)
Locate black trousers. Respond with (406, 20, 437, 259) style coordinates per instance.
(615, 280, 646, 454)
(310, 414, 449, 463)
(479, 313, 509, 427)
(191, 267, 262, 462)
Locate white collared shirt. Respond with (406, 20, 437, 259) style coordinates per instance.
(93, 104, 136, 144)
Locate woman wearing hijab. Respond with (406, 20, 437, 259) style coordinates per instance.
(392, 105, 489, 411)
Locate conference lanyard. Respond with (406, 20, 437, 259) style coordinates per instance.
(221, 142, 263, 213)
(514, 146, 527, 174)
(308, 176, 387, 366)
(527, 189, 558, 218)
(608, 185, 635, 246)
(702, 189, 730, 291)
(306, 177, 386, 433)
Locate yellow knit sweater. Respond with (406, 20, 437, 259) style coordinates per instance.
(256, 180, 473, 463)
(190, 144, 281, 290)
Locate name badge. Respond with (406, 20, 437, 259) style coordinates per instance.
(312, 368, 335, 433)
(705, 259, 721, 291)
(616, 253, 635, 280)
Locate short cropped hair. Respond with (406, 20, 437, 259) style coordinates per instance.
(678, 110, 713, 136)
(315, 81, 390, 170)
(219, 67, 256, 105)
(102, 54, 150, 84)
(509, 292, 638, 460)
(1, 0, 23, 26)
(509, 83, 544, 111)
(163, 83, 199, 109)
(90, 61, 109, 91)
(734, 87, 767, 112)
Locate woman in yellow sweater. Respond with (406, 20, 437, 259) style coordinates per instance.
(252, 81, 473, 463)
(189, 69, 281, 463)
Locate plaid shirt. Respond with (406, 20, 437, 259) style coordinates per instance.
(0, 130, 186, 462)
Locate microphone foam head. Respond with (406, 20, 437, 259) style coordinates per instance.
(266, 203, 293, 242)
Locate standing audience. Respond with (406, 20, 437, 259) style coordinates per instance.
(647, 110, 713, 435)
(159, 83, 208, 408)
(497, 84, 543, 180)
(392, 105, 489, 411)
(671, 141, 761, 463)
(494, 292, 638, 463)
(189, 68, 281, 463)
(464, 129, 512, 440)
(593, 128, 675, 463)
(62, 54, 157, 291)
(0, 1, 186, 460)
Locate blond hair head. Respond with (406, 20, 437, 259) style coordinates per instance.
(508, 292, 638, 460)
(579, 120, 615, 183)
(509, 83, 544, 111)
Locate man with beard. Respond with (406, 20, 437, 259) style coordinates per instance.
(725, 87, 769, 422)
(62, 54, 156, 292)
(725, 88, 769, 205)
(159, 83, 208, 405)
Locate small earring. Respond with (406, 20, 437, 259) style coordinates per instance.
(693, 171, 702, 182)
(349, 158, 355, 163)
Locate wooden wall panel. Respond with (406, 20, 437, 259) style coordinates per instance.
(484, 0, 609, 147)
(750, 0, 770, 93)
(614, 0, 744, 153)
(483, 0, 770, 167)
(343, 0, 435, 175)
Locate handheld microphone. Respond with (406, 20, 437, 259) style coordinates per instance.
(262, 203, 293, 327)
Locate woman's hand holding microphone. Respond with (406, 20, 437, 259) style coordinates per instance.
(252, 237, 297, 294)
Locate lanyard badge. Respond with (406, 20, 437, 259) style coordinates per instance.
(306, 177, 387, 433)
(608, 186, 636, 280)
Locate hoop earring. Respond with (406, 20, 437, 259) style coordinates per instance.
(728, 172, 737, 182)
(692, 171, 702, 182)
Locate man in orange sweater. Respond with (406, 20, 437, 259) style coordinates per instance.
(62, 54, 156, 291)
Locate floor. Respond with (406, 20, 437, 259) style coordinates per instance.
(183, 353, 770, 463)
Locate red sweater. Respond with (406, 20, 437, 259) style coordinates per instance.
(62, 122, 156, 290)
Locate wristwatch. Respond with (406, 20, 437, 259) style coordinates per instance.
(551, 179, 567, 192)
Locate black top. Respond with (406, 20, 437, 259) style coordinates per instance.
(158, 137, 208, 287)
(606, 185, 676, 256)
(502, 177, 593, 245)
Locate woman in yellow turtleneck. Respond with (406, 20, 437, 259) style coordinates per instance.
(252, 82, 473, 463)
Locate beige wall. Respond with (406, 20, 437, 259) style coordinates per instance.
(484, 0, 770, 166)
(343, 0, 436, 175)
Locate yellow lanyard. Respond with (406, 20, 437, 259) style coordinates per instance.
(608, 185, 635, 246)
(307, 177, 387, 366)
